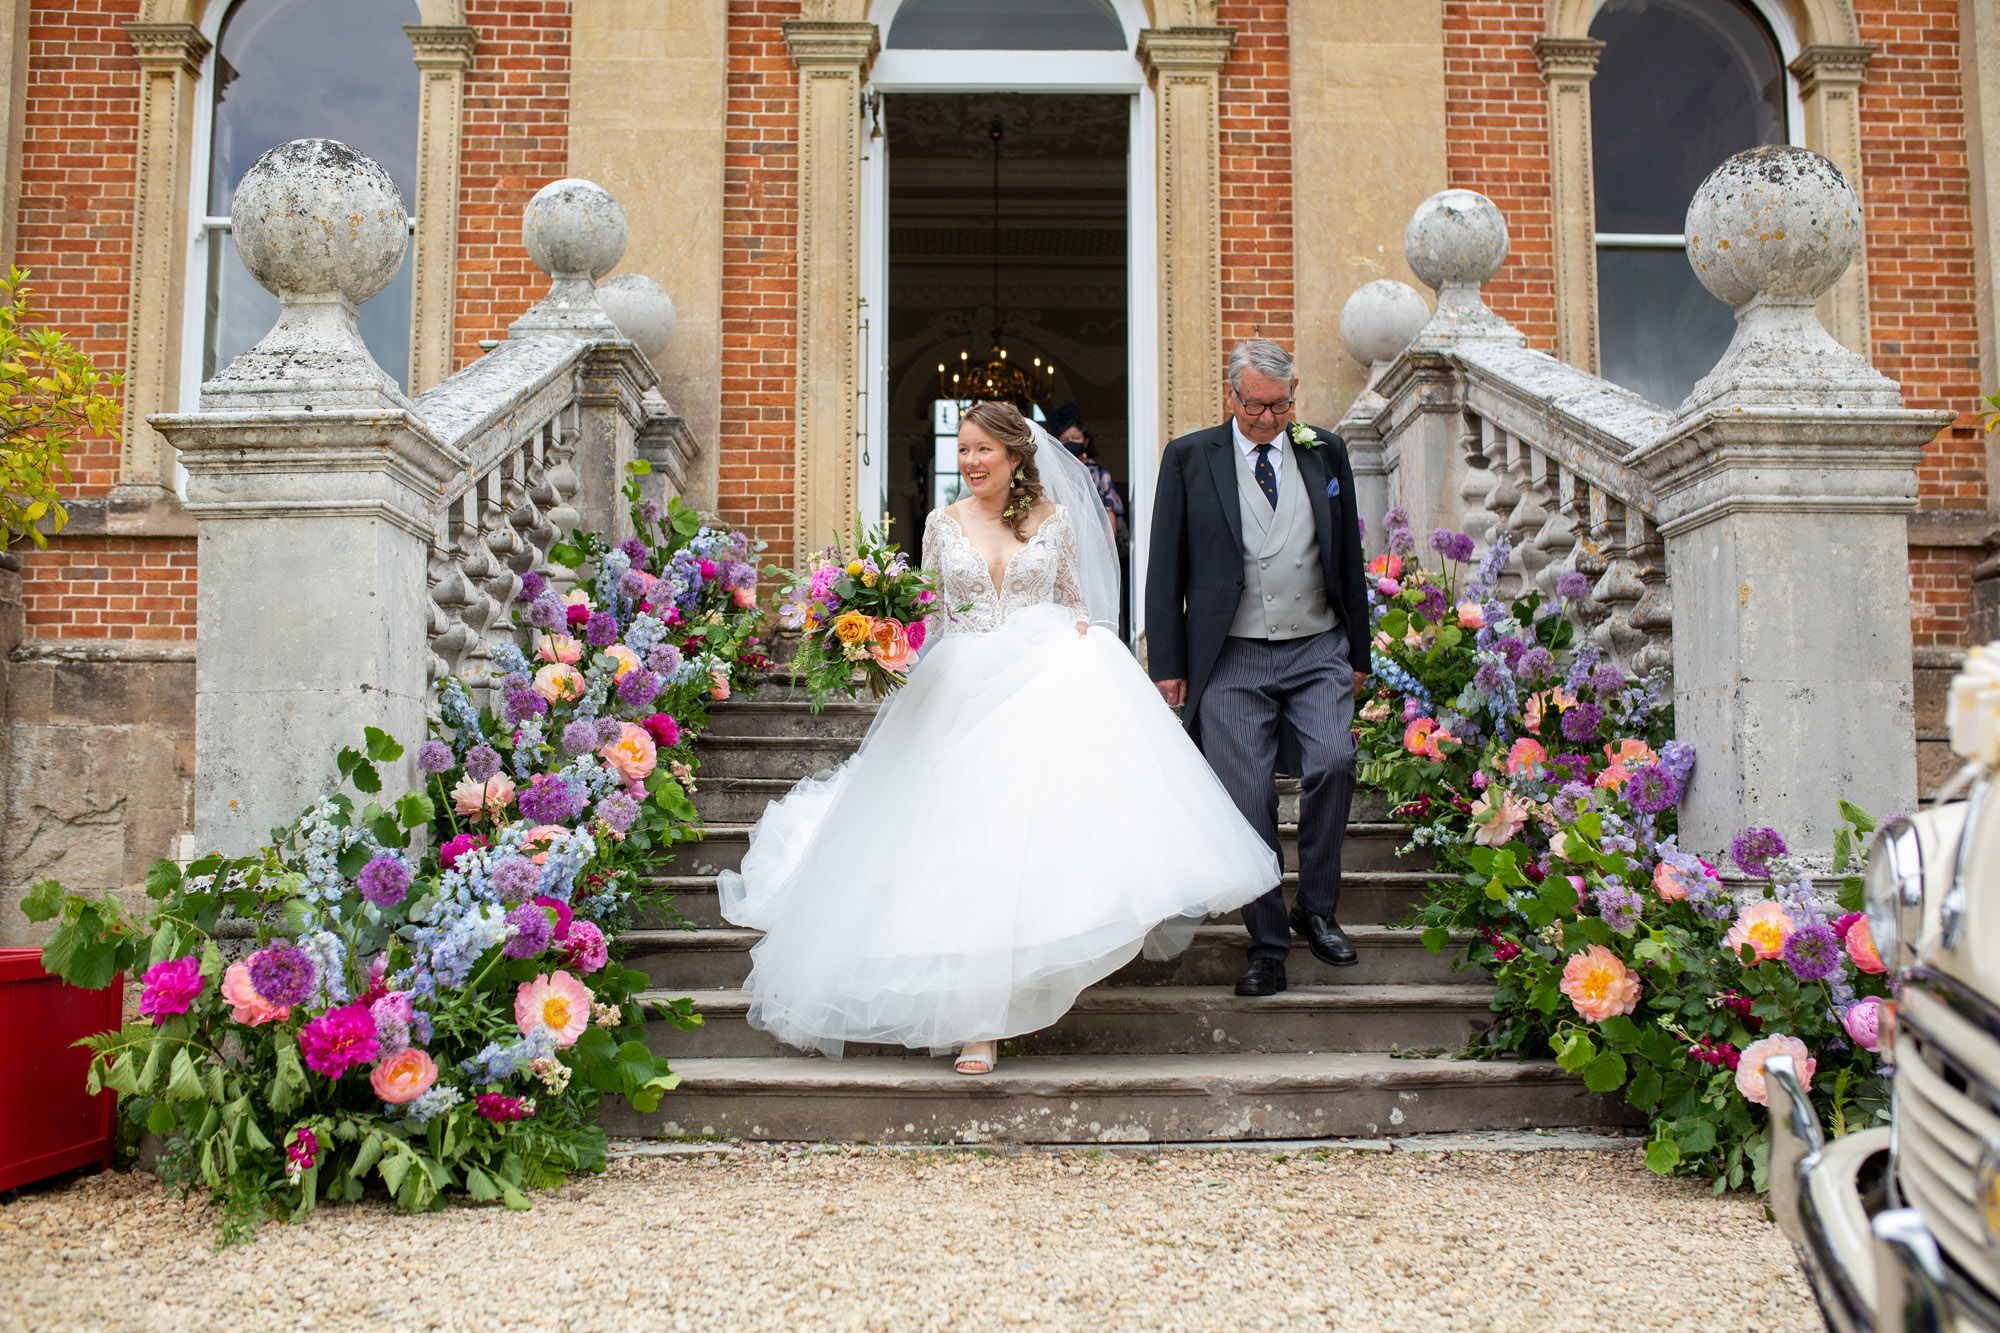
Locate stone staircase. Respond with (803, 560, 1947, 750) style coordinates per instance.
(597, 692, 1631, 1143)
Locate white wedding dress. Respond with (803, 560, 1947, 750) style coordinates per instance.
(718, 501, 1281, 1057)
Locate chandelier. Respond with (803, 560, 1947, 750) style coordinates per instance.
(935, 118, 1055, 411)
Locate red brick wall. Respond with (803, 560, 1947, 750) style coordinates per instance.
(21, 538, 194, 640)
(717, 0, 799, 562)
(1217, 1, 1292, 360)
(451, 0, 573, 368)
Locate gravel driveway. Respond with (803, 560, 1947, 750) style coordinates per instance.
(1, 1142, 1818, 1331)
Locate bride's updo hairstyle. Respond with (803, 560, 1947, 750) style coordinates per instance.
(962, 399, 1045, 539)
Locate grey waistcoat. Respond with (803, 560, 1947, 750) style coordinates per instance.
(1228, 434, 1337, 641)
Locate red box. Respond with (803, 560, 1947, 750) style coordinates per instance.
(0, 949, 120, 1191)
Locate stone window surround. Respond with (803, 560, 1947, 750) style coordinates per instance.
(1535, 0, 1872, 376)
(112, 0, 473, 535)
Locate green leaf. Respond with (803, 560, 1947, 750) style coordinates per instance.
(1582, 1051, 1628, 1093)
(351, 1133, 385, 1181)
(164, 1047, 207, 1102)
(144, 859, 183, 901)
(146, 1099, 178, 1134)
(1837, 876, 1864, 913)
(379, 1148, 412, 1196)
(463, 1166, 501, 1202)
(1626, 1065, 1664, 1111)
(20, 878, 66, 922)
(396, 791, 435, 829)
(336, 843, 375, 879)
(364, 727, 404, 763)
(350, 761, 383, 795)
(1597, 1015, 1639, 1052)
(1555, 1031, 1595, 1074)
(1837, 800, 1877, 837)
(1420, 925, 1450, 955)
(549, 542, 586, 569)
(1643, 1137, 1682, 1174)
(369, 813, 405, 850)
(1675, 1118, 1718, 1154)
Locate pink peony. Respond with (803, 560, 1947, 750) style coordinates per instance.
(451, 773, 516, 818)
(516, 970, 594, 1048)
(298, 1002, 382, 1079)
(532, 895, 575, 942)
(1559, 945, 1642, 1022)
(603, 644, 642, 678)
(710, 669, 731, 701)
(533, 662, 586, 703)
(561, 920, 609, 974)
(1456, 602, 1486, 630)
(1843, 916, 1886, 974)
(221, 961, 290, 1027)
(1652, 860, 1689, 902)
(639, 712, 680, 749)
(138, 955, 204, 1024)
(1505, 738, 1548, 777)
(1596, 738, 1658, 789)
(520, 824, 570, 866)
(600, 723, 659, 784)
(1736, 1034, 1815, 1106)
(1843, 997, 1886, 1053)
(869, 617, 914, 671)
(1470, 789, 1530, 848)
(905, 619, 927, 653)
(534, 632, 584, 664)
(733, 587, 757, 609)
(1724, 900, 1796, 962)
(369, 1047, 439, 1105)
(1402, 717, 1453, 761)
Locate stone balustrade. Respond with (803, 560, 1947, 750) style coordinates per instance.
(1338, 147, 1953, 855)
(151, 139, 692, 856)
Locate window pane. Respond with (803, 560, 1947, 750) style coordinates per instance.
(888, 0, 1125, 50)
(205, 227, 414, 390)
(1589, 0, 1786, 235)
(1595, 246, 1736, 407)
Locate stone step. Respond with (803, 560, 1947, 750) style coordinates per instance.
(635, 870, 1444, 931)
(641, 984, 1494, 1059)
(594, 1052, 1640, 1143)
(693, 735, 860, 781)
(622, 924, 1477, 990)
(697, 699, 880, 741)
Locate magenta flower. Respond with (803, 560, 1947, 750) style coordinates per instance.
(531, 895, 575, 942)
(298, 1002, 382, 1079)
(560, 920, 609, 974)
(138, 955, 204, 1024)
(439, 832, 487, 871)
(286, 1126, 319, 1174)
(474, 1093, 535, 1123)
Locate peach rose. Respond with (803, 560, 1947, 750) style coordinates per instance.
(564, 589, 594, 610)
(869, 617, 914, 671)
(533, 663, 586, 703)
(1724, 900, 1796, 962)
(221, 961, 290, 1027)
(1559, 944, 1642, 1023)
(1596, 738, 1658, 789)
(1403, 717, 1453, 761)
(1736, 1034, 1815, 1107)
(604, 644, 641, 679)
(1652, 859, 1689, 902)
(600, 722, 659, 784)
(1505, 738, 1548, 777)
(534, 632, 583, 664)
(733, 587, 757, 609)
(1470, 789, 1531, 848)
(1456, 602, 1486, 630)
(369, 1047, 439, 1105)
(710, 670, 731, 701)
(519, 824, 569, 865)
(451, 774, 516, 818)
(1844, 916, 1886, 974)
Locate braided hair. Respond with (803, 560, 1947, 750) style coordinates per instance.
(962, 400, 1045, 541)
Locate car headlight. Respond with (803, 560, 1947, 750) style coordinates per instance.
(1865, 816, 1925, 970)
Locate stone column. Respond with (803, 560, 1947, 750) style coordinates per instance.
(1636, 148, 1952, 855)
(117, 21, 211, 502)
(1139, 24, 1236, 451)
(1533, 36, 1605, 375)
(784, 20, 876, 554)
(0, 0, 29, 268)
(1961, 0, 2000, 458)
(404, 21, 478, 393)
(151, 140, 458, 857)
(1789, 45, 1875, 359)
(1336, 279, 1432, 556)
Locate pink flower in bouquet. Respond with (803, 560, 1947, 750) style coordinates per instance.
(710, 669, 731, 701)
(451, 773, 516, 818)
(869, 618, 914, 671)
(1843, 996, 1886, 1052)
(1366, 553, 1402, 581)
(915, 588, 936, 605)
(299, 1002, 381, 1078)
(516, 970, 593, 1047)
(369, 1047, 438, 1105)
(534, 632, 584, 664)
(561, 920, 609, 974)
(1723, 900, 1796, 962)
(600, 723, 659, 784)
(1471, 770, 1489, 790)
(533, 662, 586, 703)
(1505, 738, 1548, 778)
(905, 619, 927, 653)
(221, 961, 290, 1026)
(520, 825, 569, 866)
(1376, 577, 1400, 597)
(439, 832, 487, 870)
(1736, 1034, 1814, 1106)
(699, 559, 718, 580)
(604, 644, 641, 679)
(565, 589, 594, 610)
(1456, 602, 1486, 630)
(1652, 860, 1690, 902)
(138, 956, 203, 1023)
(1402, 717, 1453, 760)
(1559, 945, 1642, 1023)
(639, 712, 680, 749)
(1842, 915, 1886, 974)
(532, 895, 575, 942)
(1596, 738, 1658, 789)
(1470, 788, 1530, 848)
(733, 587, 757, 609)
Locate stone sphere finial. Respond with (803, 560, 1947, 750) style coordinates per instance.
(596, 274, 677, 361)
(1340, 280, 1431, 369)
(1404, 189, 1509, 293)
(231, 138, 408, 305)
(1684, 145, 1860, 309)
(523, 178, 628, 280)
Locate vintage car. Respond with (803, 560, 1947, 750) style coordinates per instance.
(1766, 648, 2000, 1331)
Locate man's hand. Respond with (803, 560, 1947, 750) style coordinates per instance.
(1354, 670, 1367, 696)
(1156, 678, 1187, 708)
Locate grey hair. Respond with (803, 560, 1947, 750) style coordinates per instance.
(1227, 339, 1295, 395)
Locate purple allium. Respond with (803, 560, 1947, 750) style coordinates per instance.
(1560, 701, 1604, 743)
(639, 499, 663, 525)
(518, 569, 548, 602)
(1551, 781, 1594, 823)
(1474, 662, 1505, 693)
(503, 690, 548, 726)
(1428, 529, 1456, 555)
(1592, 663, 1627, 696)
(618, 570, 650, 600)
(298, 1002, 380, 1078)
(1416, 587, 1448, 622)
(1389, 524, 1416, 558)
(1596, 884, 1642, 932)
(1551, 753, 1592, 783)
(501, 671, 530, 694)
(248, 942, 315, 1008)
(1731, 827, 1788, 879)
(1384, 505, 1409, 531)
(1784, 922, 1843, 982)
(585, 611, 619, 648)
(491, 855, 541, 905)
(463, 744, 503, 783)
(617, 668, 660, 708)
(1448, 533, 1476, 564)
(596, 791, 639, 834)
(503, 902, 553, 959)
(594, 717, 626, 746)
(358, 853, 413, 907)
(1625, 763, 1680, 815)
(618, 538, 650, 565)
(526, 595, 564, 630)
(560, 719, 600, 756)
(646, 643, 683, 676)
(518, 773, 583, 824)
(1517, 647, 1555, 680)
(372, 992, 414, 1056)
(417, 741, 456, 774)
(1494, 636, 1527, 669)
(1556, 571, 1591, 601)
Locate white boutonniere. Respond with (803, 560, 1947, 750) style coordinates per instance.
(1289, 422, 1323, 450)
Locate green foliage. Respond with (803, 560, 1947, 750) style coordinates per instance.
(0, 268, 122, 550)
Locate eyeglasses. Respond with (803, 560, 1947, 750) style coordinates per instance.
(1234, 397, 1293, 419)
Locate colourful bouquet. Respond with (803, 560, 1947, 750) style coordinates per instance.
(770, 518, 941, 709)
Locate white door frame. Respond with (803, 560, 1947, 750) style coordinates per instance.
(858, 103, 890, 527)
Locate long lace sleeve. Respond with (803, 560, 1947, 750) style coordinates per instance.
(919, 509, 947, 642)
(1048, 507, 1090, 623)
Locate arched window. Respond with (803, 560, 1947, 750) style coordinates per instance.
(887, 0, 1126, 50)
(1590, 0, 1788, 406)
(190, 0, 421, 393)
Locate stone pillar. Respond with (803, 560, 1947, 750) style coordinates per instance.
(1336, 279, 1432, 557)
(404, 21, 478, 393)
(1533, 36, 1604, 375)
(151, 140, 457, 857)
(1139, 24, 1236, 451)
(1789, 45, 1874, 359)
(1636, 147, 1952, 856)
(0, 0, 29, 268)
(117, 21, 211, 502)
(1961, 0, 2000, 462)
(784, 20, 876, 553)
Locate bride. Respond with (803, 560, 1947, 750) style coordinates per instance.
(718, 401, 1280, 1073)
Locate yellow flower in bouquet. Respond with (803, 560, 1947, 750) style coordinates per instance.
(833, 609, 874, 645)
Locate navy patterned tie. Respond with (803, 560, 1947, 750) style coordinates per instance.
(1253, 443, 1278, 509)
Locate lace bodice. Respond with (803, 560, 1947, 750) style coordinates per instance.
(921, 505, 1089, 636)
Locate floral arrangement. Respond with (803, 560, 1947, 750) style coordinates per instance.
(771, 517, 941, 709)
(18, 466, 764, 1238)
(1359, 506, 1891, 1189)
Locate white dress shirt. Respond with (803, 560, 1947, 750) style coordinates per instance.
(1232, 418, 1283, 493)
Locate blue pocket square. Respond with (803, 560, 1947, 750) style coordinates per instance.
(1325, 477, 1341, 498)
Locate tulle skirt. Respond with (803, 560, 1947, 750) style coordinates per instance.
(717, 604, 1282, 1057)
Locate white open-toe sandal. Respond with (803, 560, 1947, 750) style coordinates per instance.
(954, 1047, 996, 1076)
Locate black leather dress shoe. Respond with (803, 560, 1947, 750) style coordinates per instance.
(1235, 958, 1288, 996)
(1290, 907, 1359, 967)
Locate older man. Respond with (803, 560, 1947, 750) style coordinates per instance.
(1144, 340, 1370, 996)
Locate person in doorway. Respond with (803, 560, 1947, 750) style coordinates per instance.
(1050, 404, 1126, 538)
(1143, 340, 1370, 997)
